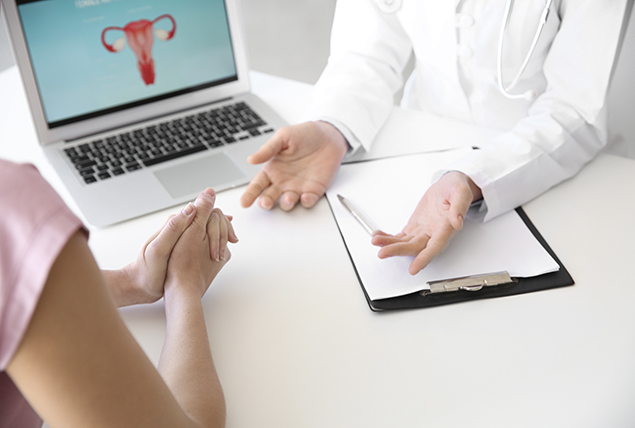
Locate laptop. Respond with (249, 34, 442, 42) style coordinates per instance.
(2, 0, 287, 227)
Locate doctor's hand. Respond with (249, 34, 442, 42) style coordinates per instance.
(371, 172, 482, 275)
(240, 121, 349, 211)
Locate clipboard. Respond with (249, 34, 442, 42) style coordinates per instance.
(330, 204, 574, 311)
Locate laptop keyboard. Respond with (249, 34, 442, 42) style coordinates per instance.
(63, 101, 274, 184)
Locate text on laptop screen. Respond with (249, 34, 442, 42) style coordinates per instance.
(17, 0, 237, 128)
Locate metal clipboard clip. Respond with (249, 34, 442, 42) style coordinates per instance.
(421, 271, 518, 297)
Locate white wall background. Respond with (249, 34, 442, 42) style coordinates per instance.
(606, 2, 635, 157)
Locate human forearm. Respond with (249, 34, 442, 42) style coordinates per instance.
(453, 0, 627, 221)
(445, 116, 602, 222)
(102, 204, 200, 308)
(156, 188, 228, 427)
(102, 263, 166, 307)
(158, 285, 225, 428)
(101, 268, 144, 307)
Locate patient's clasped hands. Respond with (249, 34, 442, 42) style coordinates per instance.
(118, 188, 238, 306)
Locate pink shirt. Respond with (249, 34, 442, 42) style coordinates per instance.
(0, 160, 85, 428)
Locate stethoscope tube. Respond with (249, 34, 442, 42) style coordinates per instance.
(496, 0, 553, 100)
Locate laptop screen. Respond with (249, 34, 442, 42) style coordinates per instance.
(16, 0, 237, 129)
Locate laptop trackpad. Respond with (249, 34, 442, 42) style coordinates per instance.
(154, 153, 246, 198)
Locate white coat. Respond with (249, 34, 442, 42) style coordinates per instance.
(312, 0, 630, 220)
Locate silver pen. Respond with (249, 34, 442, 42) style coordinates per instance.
(337, 194, 375, 235)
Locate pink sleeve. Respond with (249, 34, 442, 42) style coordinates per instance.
(0, 160, 86, 370)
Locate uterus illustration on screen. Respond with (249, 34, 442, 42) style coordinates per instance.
(101, 14, 176, 85)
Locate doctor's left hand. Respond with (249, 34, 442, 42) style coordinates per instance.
(370, 172, 482, 275)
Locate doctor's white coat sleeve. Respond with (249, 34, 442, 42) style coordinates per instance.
(310, 0, 413, 150)
(444, 0, 631, 221)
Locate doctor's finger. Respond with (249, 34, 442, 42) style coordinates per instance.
(371, 233, 407, 247)
(371, 231, 412, 247)
(258, 183, 284, 210)
(371, 230, 407, 239)
(300, 192, 321, 209)
(377, 236, 430, 259)
(247, 130, 286, 165)
(408, 234, 451, 275)
(240, 170, 271, 208)
(279, 191, 301, 211)
(447, 185, 473, 231)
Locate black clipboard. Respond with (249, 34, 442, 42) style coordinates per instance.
(330, 204, 574, 312)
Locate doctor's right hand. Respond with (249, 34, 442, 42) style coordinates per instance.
(240, 121, 349, 211)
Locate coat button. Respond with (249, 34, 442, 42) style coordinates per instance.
(455, 14, 475, 28)
(375, 0, 402, 13)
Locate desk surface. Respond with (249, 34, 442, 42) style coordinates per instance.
(2, 66, 635, 428)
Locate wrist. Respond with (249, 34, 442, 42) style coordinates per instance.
(444, 170, 483, 203)
(102, 267, 142, 307)
(464, 175, 483, 202)
(163, 282, 203, 314)
(112, 263, 162, 307)
(316, 120, 349, 160)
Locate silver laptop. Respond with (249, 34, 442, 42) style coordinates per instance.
(2, 0, 286, 227)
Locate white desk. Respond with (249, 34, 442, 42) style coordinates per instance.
(2, 66, 635, 428)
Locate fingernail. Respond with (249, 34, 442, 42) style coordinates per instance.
(220, 248, 226, 260)
(182, 203, 195, 216)
(204, 188, 216, 198)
